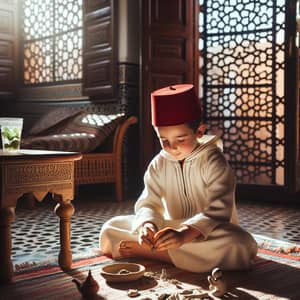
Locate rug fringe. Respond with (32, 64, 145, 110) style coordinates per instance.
(259, 241, 300, 255)
(14, 248, 103, 274)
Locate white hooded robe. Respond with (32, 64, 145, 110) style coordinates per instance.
(99, 136, 257, 272)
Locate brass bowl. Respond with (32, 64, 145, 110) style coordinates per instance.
(100, 262, 145, 282)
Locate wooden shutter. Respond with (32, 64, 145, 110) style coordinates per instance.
(140, 0, 198, 171)
(82, 0, 118, 100)
(0, 0, 17, 100)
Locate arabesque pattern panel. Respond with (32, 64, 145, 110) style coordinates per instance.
(199, 0, 285, 185)
(22, 0, 82, 84)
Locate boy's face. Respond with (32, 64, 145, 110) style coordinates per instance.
(154, 123, 204, 161)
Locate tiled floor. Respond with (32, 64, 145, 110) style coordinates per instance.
(237, 200, 300, 243)
(11, 186, 300, 268)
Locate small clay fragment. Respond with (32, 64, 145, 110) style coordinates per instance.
(127, 289, 140, 297)
(118, 268, 130, 274)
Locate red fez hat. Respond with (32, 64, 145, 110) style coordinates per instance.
(151, 84, 202, 126)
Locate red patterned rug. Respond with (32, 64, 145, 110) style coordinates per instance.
(1, 247, 300, 300)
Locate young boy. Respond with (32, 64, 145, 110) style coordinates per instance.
(99, 84, 257, 273)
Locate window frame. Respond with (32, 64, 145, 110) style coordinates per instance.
(17, 0, 118, 103)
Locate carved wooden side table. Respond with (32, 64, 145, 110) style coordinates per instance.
(0, 149, 82, 283)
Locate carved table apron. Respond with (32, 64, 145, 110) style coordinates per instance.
(0, 149, 82, 283)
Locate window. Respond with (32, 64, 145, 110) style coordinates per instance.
(22, 0, 83, 85)
(198, 0, 286, 186)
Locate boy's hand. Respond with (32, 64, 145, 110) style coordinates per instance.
(138, 222, 158, 249)
(153, 226, 202, 251)
(153, 227, 185, 251)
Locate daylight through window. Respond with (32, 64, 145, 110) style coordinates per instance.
(198, 0, 286, 186)
(22, 0, 83, 85)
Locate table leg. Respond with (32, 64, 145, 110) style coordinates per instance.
(0, 207, 15, 283)
(54, 201, 74, 270)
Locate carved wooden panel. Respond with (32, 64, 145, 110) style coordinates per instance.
(148, 0, 194, 86)
(0, 151, 81, 207)
(150, 0, 187, 26)
(83, 0, 117, 99)
(6, 162, 73, 185)
(0, 150, 80, 282)
(152, 40, 184, 60)
(86, 21, 111, 51)
(140, 0, 197, 172)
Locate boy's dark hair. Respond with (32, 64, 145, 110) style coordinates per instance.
(186, 118, 202, 132)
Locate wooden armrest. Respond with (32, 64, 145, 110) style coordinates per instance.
(113, 115, 138, 202)
(113, 116, 138, 154)
(75, 115, 138, 202)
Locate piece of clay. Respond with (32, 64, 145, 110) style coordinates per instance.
(183, 293, 209, 299)
(207, 267, 227, 297)
(127, 289, 140, 297)
(178, 289, 209, 299)
(160, 268, 168, 280)
(180, 289, 194, 295)
(118, 268, 130, 274)
(157, 294, 170, 300)
(165, 293, 180, 300)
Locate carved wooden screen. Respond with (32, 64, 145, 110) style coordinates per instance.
(21, 0, 82, 85)
(198, 0, 300, 192)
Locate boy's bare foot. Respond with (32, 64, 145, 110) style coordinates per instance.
(119, 241, 147, 257)
(118, 240, 172, 263)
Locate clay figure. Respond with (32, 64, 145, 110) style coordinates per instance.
(207, 267, 227, 297)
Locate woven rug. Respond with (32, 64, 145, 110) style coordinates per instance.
(7, 197, 300, 299)
(2, 245, 300, 300)
(11, 195, 300, 274)
(12, 232, 300, 274)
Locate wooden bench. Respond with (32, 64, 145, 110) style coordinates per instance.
(74, 116, 138, 202)
(22, 107, 138, 202)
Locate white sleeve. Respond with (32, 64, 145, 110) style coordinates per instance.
(131, 158, 165, 232)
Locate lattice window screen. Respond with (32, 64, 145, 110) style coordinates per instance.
(199, 0, 285, 185)
(22, 0, 83, 85)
